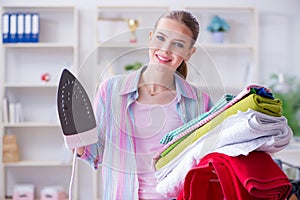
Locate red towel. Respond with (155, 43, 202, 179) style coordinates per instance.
(178, 151, 292, 200)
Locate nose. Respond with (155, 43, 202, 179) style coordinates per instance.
(161, 41, 172, 53)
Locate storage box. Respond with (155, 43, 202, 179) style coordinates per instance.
(3, 151, 20, 162)
(3, 143, 19, 152)
(41, 186, 66, 200)
(2, 134, 20, 162)
(13, 184, 34, 200)
(3, 134, 17, 144)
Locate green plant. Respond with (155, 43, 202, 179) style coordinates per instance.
(124, 61, 143, 71)
(207, 15, 230, 33)
(269, 74, 300, 136)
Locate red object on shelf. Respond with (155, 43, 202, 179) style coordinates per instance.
(41, 73, 51, 82)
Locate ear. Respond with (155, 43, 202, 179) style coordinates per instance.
(184, 47, 196, 61)
(149, 31, 153, 40)
(148, 31, 153, 47)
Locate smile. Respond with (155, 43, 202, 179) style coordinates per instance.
(156, 54, 172, 63)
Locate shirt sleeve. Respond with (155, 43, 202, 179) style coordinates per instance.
(79, 79, 108, 170)
(203, 91, 213, 112)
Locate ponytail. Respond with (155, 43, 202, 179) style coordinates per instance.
(176, 61, 188, 79)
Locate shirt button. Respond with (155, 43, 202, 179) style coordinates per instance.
(182, 113, 186, 118)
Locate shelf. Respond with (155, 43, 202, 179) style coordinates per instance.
(4, 83, 57, 88)
(3, 43, 76, 48)
(3, 122, 60, 128)
(97, 41, 148, 48)
(185, 6, 257, 10)
(200, 43, 255, 49)
(1, 5, 78, 199)
(2, 6, 78, 44)
(5, 197, 69, 200)
(186, 6, 258, 46)
(5, 198, 69, 200)
(97, 41, 255, 49)
(3, 161, 71, 167)
(96, 6, 168, 44)
(2, 5, 76, 9)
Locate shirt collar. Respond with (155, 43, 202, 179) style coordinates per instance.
(118, 66, 144, 96)
(174, 73, 198, 100)
(118, 65, 197, 100)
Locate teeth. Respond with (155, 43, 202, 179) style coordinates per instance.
(157, 54, 171, 62)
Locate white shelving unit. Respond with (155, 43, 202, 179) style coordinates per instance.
(185, 6, 259, 101)
(0, 5, 78, 200)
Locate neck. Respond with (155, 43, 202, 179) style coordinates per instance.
(142, 64, 175, 87)
(139, 64, 176, 96)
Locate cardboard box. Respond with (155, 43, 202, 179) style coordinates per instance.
(3, 143, 19, 152)
(3, 151, 20, 162)
(3, 134, 17, 144)
(2, 134, 20, 162)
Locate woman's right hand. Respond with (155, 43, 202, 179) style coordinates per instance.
(74, 147, 85, 157)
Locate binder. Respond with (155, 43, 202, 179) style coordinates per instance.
(9, 13, 18, 43)
(17, 13, 25, 42)
(24, 13, 32, 42)
(31, 13, 39, 42)
(2, 13, 10, 43)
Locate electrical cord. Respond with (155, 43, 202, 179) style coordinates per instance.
(68, 149, 78, 200)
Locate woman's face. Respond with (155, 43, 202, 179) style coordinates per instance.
(149, 18, 196, 71)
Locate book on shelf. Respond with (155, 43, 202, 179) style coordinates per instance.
(17, 13, 25, 42)
(7, 101, 24, 123)
(2, 13, 10, 43)
(31, 13, 39, 42)
(2, 98, 9, 123)
(9, 13, 18, 43)
(2, 12, 40, 43)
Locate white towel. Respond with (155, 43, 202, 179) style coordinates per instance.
(155, 109, 293, 198)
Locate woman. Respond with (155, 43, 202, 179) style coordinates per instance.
(77, 10, 212, 200)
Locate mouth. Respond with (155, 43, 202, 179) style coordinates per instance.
(156, 54, 172, 63)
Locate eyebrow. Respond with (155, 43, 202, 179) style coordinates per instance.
(156, 31, 187, 44)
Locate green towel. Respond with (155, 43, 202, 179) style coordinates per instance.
(160, 94, 235, 144)
(155, 94, 282, 170)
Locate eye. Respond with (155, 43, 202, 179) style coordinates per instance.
(156, 35, 165, 41)
(173, 41, 185, 48)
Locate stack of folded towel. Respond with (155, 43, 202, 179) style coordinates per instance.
(177, 151, 292, 200)
(153, 85, 293, 199)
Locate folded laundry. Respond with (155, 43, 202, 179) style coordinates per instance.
(159, 94, 235, 145)
(154, 85, 277, 160)
(154, 93, 283, 170)
(153, 85, 291, 198)
(177, 151, 292, 200)
(213, 109, 292, 155)
(155, 109, 292, 198)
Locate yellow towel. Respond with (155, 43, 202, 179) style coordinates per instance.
(155, 94, 282, 170)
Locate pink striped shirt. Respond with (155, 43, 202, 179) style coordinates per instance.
(80, 66, 212, 199)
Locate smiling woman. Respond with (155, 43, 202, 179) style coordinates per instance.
(149, 22, 196, 70)
(76, 10, 212, 200)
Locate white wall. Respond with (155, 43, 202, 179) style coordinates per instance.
(1, 0, 299, 199)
